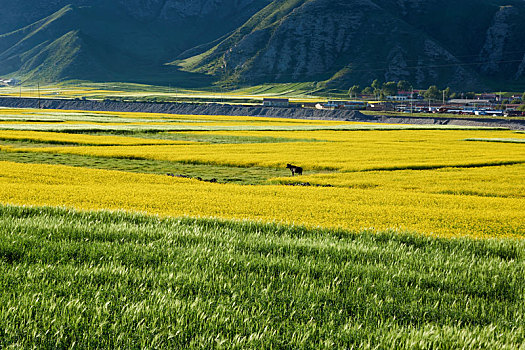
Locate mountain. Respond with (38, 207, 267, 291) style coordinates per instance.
(179, 0, 525, 90)
(0, 0, 272, 85)
(1, 0, 525, 90)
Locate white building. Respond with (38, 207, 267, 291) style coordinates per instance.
(0, 78, 21, 86)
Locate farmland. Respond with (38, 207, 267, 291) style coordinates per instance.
(0, 108, 524, 348)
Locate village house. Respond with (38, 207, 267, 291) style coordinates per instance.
(366, 102, 395, 112)
(262, 98, 290, 107)
(387, 95, 409, 101)
(324, 100, 366, 110)
(387, 90, 419, 101)
(448, 99, 492, 106)
(478, 93, 499, 102)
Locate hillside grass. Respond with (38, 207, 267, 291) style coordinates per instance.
(0, 204, 524, 349)
(0, 82, 325, 102)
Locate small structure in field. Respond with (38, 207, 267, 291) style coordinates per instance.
(263, 98, 290, 107)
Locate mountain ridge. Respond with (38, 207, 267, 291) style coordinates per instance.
(1, 0, 524, 90)
(179, 0, 525, 90)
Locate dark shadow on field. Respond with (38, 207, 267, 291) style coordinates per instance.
(0, 150, 329, 185)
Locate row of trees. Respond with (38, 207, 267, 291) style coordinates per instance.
(348, 80, 413, 99)
(348, 80, 451, 101)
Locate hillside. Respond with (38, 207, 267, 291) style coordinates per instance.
(0, 0, 272, 85)
(179, 0, 525, 90)
(1, 0, 525, 90)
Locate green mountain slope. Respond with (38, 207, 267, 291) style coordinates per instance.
(0, 6, 98, 81)
(1, 0, 525, 90)
(0, 5, 139, 82)
(0, 1, 272, 85)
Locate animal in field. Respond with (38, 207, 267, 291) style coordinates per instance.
(286, 163, 303, 176)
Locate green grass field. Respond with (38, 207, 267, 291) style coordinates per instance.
(0, 82, 328, 104)
(0, 149, 290, 185)
(1, 205, 524, 349)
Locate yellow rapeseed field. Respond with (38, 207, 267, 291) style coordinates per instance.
(11, 130, 525, 170)
(0, 161, 522, 239)
(190, 129, 525, 142)
(0, 108, 370, 125)
(0, 109, 523, 239)
(0, 130, 193, 146)
(272, 164, 525, 198)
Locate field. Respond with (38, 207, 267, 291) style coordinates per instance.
(0, 108, 524, 348)
(0, 82, 329, 105)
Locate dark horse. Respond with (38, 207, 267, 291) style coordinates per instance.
(286, 164, 303, 176)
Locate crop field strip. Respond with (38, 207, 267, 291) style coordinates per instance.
(465, 138, 525, 144)
(0, 108, 510, 134)
(273, 164, 525, 198)
(0, 160, 523, 238)
(0, 151, 290, 185)
(0, 108, 342, 125)
(185, 129, 525, 141)
(0, 110, 522, 239)
(6, 130, 524, 172)
(1, 142, 523, 190)
(0, 131, 327, 147)
(0, 130, 197, 146)
(0, 205, 524, 348)
(0, 123, 500, 133)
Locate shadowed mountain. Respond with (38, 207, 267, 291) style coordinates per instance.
(0, 1, 272, 85)
(1, 0, 525, 90)
(179, 0, 525, 90)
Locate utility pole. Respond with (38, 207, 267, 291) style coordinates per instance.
(411, 87, 414, 115)
(38, 83, 41, 109)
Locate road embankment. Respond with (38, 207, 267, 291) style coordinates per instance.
(0, 97, 363, 120)
(0, 97, 524, 130)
